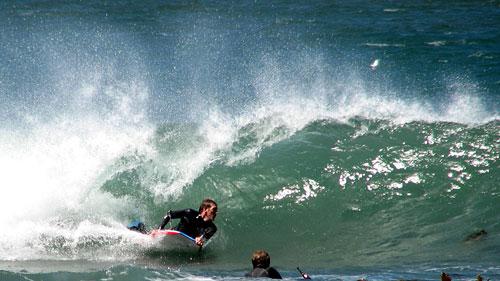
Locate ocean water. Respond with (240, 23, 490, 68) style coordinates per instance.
(0, 1, 499, 280)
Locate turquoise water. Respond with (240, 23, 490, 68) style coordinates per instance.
(0, 1, 499, 280)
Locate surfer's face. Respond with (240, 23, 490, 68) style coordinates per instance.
(201, 205, 217, 221)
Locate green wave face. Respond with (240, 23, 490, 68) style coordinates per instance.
(100, 119, 499, 268)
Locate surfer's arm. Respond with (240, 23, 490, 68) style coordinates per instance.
(159, 211, 171, 230)
(169, 209, 194, 219)
(159, 209, 193, 229)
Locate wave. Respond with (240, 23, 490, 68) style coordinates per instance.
(2, 104, 497, 266)
(0, 37, 498, 265)
(180, 118, 498, 268)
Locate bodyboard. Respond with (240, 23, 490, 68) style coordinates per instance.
(148, 229, 201, 250)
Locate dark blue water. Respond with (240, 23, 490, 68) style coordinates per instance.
(0, 1, 498, 280)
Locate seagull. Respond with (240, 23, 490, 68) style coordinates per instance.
(370, 59, 379, 70)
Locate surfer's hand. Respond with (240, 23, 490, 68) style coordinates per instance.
(195, 236, 204, 246)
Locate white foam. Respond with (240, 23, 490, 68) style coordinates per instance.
(363, 43, 405, 48)
(404, 174, 422, 184)
(264, 179, 325, 204)
(151, 110, 237, 198)
(0, 70, 154, 260)
(426, 41, 447, 47)
(383, 8, 404, 13)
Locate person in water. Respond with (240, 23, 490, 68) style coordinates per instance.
(245, 250, 282, 279)
(159, 198, 217, 246)
(441, 272, 452, 281)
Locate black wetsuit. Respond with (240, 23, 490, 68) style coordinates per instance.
(245, 267, 282, 279)
(159, 208, 217, 240)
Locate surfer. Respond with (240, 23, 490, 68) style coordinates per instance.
(159, 198, 217, 246)
(245, 250, 282, 279)
(441, 272, 452, 281)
